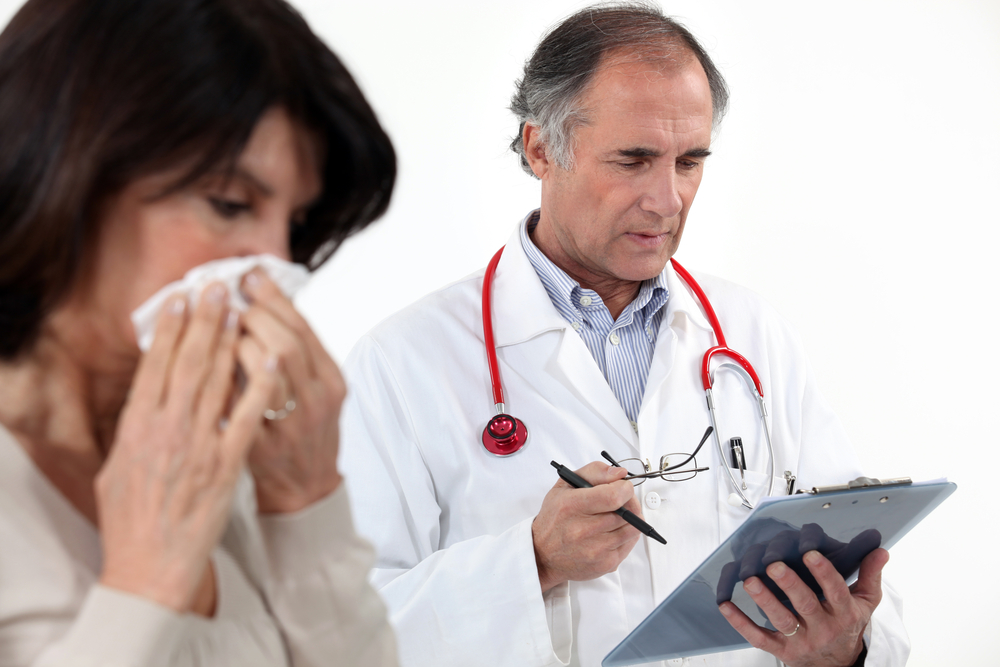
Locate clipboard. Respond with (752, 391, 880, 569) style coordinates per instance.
(602, 477, 956, 666)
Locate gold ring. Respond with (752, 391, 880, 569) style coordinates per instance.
(782, 622, 800, 637)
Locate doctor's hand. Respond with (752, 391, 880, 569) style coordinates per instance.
(238, 269, 344, 514)
(719, 547, 888, 666)
(532, 462, 642, 593)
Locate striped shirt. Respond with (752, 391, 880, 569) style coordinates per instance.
(520, 212, 669, 425)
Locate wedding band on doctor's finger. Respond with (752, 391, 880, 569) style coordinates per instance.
(782, 622, 800, 638)
(264, 399, 297, 421)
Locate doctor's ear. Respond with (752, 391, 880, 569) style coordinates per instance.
(523, 123, 552, 180)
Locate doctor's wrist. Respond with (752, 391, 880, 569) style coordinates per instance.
(848, 640, 867, 667)
(533, 549, 567, 594)
(531, 520, 566, 593)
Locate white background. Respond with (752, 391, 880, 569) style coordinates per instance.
(2, 1, 997, 664)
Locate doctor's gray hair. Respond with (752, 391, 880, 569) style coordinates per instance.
(509, 2, 729, 177)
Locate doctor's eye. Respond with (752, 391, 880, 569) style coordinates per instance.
(208, 197, 253, 219)
(617, 161, 646, 171)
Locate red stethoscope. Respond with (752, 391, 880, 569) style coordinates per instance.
(480, 245, 776, 508)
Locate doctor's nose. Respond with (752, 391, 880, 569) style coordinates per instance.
(639, 170, 684, 219)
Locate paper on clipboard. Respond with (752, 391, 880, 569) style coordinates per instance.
(602, 478, 956, 666)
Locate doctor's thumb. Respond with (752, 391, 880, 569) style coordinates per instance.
(852, 548, 889, 607)
(575, 461, 628, 485)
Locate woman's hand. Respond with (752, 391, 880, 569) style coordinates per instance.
(238, 269, 345, 514)
(96, 284, 275, 612)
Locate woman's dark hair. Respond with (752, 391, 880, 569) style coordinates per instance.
(0, 0, 396, 359)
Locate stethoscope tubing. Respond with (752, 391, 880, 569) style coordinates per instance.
(482, 246, 507, 413)
(672, 260, 776, 508)
(481, 248, 776, 505)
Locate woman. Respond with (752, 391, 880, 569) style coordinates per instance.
(0, 0, 397, 665)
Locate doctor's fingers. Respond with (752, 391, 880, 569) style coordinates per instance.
(565, 479, 637, 517)
(847, 548, 887, 610)
(552, 462, 633, 511)
(739, 574, 804, 638)
(792, 550, 879, 622)
(764, 555, 870, 646)
(718, 601, 793, 658)
(735, 569, 868, 666)
(560, 461, 629, 487)
(607, 518, 643, 551)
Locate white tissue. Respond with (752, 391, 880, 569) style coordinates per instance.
(130, 255, 310, 351)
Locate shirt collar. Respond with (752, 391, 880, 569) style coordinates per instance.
(490, 213, 570, 348)
(519, 212, 585, 324)
(491, 211, 714, 347)
(520, 211, 670, 332)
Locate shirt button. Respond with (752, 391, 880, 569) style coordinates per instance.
(644, 492, 661, 510)
(667, 659, 684, 666)
(571, 321, 581, 331)
(609, 333, 620, 346)
(580, 295, 593, 307)
(630, 421, 638, 433)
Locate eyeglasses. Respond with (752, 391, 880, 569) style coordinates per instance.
(601, 426, 713, 486)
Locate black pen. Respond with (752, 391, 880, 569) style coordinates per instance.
(550, 461, 667, 545)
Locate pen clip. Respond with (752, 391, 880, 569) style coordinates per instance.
(729, 437, 747, 490)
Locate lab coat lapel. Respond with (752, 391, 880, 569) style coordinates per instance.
(492, 226, 639, 449)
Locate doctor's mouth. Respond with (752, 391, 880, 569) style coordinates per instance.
(624, 231, 672, 248)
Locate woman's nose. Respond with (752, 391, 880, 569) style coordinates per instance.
(240, 216, 293, 261)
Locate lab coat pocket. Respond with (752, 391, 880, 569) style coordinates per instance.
(716, 468, 784, 542)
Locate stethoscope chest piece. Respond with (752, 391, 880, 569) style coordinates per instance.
(482, 413, 528, 456)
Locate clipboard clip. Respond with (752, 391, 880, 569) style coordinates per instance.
(797, 476, 913, 495)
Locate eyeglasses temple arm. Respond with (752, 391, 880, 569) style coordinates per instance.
(601, 451, 622, 468)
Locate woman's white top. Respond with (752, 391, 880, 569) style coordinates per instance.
(0, 424, 397, 667)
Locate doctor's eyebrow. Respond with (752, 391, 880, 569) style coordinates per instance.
(615, 147, 712, 159)
(683, 148, 712, 159)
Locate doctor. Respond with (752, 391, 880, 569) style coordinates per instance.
(340, 4, 909, 666)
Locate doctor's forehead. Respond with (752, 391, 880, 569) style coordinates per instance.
(575, 58, 714, 147)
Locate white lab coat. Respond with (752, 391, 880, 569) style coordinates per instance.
(340, 222, 910, 667)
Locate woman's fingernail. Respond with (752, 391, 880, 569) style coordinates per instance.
(804, 550, 822, 566)
(719, 603, 733, 617)
(264, 354, 278, 372)
(206, 283, 227, 304)
(744, 577, 762, 594)
(225, 310, 239, 330)
(244, 270, 261, 289)
(169, 295, 187, 314)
